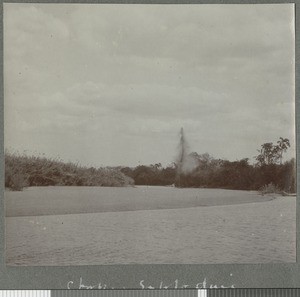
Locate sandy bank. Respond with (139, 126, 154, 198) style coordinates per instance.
(6, 186, 277, 217)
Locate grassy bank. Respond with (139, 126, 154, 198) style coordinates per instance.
(5, 153, 134, 191)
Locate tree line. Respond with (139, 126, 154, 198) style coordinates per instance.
(5, 137, 295, 193)
(121, 138, 296, 193)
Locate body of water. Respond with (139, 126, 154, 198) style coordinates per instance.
(5, 186, 296, 265)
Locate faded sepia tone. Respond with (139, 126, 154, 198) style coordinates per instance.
(4, 3, 296, 266)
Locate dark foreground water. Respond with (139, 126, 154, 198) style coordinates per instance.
(5, 186, 296, 265)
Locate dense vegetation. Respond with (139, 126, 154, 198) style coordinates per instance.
(121, 156, 295, 193)
(5, 137, 296, 193)
(121, 137, 296, 193)
(5, 153, 134, 191)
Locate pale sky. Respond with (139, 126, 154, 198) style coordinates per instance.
(4, 4, 295, 167)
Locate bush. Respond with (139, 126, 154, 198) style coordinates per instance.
(6, 170, 28, 191)
(5, 152, 134, 191)
(259, 183, 281, 195)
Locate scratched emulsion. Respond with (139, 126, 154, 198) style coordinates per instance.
(5, 186, 296, 265)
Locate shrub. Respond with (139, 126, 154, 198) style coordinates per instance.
(259, 183, 281, 195)
(5, 152, 134, 191)
(5, 169, 28, 191)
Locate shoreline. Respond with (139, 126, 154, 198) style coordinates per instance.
(6, 197, 283, 219)
(5, 186, 286, 218)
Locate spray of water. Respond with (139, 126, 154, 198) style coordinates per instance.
(175, 128, 198, 186)
(177, 127, 186, 176)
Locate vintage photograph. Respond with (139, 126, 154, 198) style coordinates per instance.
(4, 3, 296, 265)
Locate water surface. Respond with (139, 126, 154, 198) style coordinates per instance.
(5, 186, 296, 265)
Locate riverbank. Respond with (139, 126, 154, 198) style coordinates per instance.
(6, 186, 276, 217)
